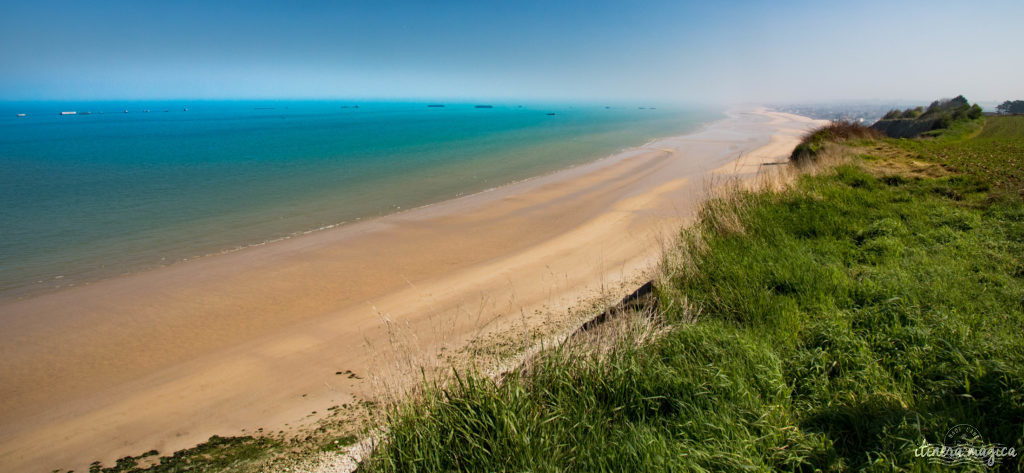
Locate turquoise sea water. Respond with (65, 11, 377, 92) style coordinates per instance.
(0, 101, 716, 300)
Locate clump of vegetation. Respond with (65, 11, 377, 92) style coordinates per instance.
(996, 99, 1024, 115)
(873, 95, 983, 138)
(882, 106, 923, 120)
(790, 120, 881, 165)
(921, 95, 981, 120)
(363, 119, 1024, 471)
(85, 436, 282, 473)
(75, 399, 372, 473)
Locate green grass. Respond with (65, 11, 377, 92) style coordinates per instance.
(894, 115, 1024, 198)
(662, 165, 1024, 470)
(977, 115, 1024, 139)
(366, 140, 1024, 471)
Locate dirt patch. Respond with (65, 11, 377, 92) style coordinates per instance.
(855, 143, 953, 179)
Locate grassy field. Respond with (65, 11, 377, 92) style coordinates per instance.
(365, 118, 1024, 472)
(893, 115, 1024, 198)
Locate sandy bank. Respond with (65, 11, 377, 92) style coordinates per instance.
(0, 107, 824, 471)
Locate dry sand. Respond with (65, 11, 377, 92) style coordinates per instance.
(0, 108, 824, 472)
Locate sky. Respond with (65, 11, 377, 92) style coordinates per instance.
(1, 0, 1022, 104)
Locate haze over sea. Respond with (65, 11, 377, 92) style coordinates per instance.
(0, 101, 715, 301)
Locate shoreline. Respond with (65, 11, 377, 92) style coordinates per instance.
(0, 105, 715, 304)
(0, 107, 824, 472)
(4, 121, 714, 304)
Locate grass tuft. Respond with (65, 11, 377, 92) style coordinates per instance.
(791, 121, 883, 166)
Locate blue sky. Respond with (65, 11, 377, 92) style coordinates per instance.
(1, 0, 1021, 103)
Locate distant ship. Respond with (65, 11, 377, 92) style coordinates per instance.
(144, 110, 150, 113)
(183, 107, 189, 112)
(16, 113, 26, 117)
(475, 105, 493, 109)
(427, 104, 445, 108)
(546, 113, 556, 116)
(59, 111, 77, 116)
(79, 111, 92, 115)
(124, 110, 129, 113)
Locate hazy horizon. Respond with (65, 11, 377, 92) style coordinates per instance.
(2, 0, 1022, 104)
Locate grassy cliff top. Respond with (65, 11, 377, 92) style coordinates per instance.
(361, 115, 1024, 471)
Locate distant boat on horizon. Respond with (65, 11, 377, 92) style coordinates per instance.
(183, 107, 189, 112)
(427, 104, 445, 108)
(16, 113, 27, 117)
(59, 111, 77, 116)
(79, 112, 92, 115)
(546, 112, 556, 116)
(475, 105, 493, 109)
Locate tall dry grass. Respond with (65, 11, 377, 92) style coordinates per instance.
(790, 120, 882, 166)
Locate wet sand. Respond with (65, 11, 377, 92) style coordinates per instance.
(0, 108, 824, 471)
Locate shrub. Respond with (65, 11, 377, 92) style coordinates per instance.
(790, 121, 882, 165)
(932, 115, 952, 130)
(901, 106, 923, 119)
(968, 104, 983, 119)
(882, 107, 924, 121)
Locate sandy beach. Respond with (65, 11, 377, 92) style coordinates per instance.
(0, 108, 824, 472)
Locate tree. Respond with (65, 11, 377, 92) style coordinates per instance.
(996, 100, 1024, 115)
(968, 104, 983, 119)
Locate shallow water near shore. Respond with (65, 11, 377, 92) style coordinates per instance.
(0, 101, 715, 300)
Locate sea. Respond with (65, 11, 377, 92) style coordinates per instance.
(0, 100, 717, 300)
